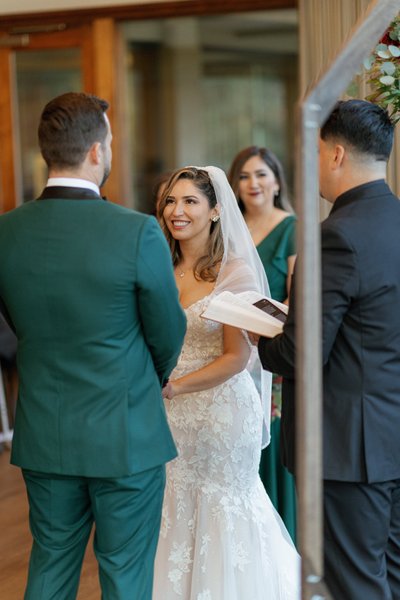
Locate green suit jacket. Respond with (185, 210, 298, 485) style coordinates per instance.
(0, 188, 186, 477)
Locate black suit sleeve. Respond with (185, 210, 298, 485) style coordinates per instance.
(320, 222, 358, 365)
(258, 277, 296, 378)
(258, 221, 358, 375)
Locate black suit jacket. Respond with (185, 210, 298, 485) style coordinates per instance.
(259, 180, 400, 483)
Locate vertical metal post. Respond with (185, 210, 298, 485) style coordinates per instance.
(296, 1, 400, 598)
(296, 101, 323, 587)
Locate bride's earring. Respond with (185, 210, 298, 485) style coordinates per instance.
(211, 214, 220, 222)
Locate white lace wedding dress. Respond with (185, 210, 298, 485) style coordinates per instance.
(153, 296, 300, 600)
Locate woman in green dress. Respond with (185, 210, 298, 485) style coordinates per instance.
(228, 146, 297, 543)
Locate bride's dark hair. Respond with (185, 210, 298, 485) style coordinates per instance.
(157, 167, 224, 282)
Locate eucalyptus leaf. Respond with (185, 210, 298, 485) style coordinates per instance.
(380, 75, 395, 85)
(362, 18, 400, 122)
(381, 61, 396, 75)
(388, 44, 400, 57)
(363, 56, 374, 70)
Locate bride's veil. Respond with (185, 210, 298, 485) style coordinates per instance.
(195, 165, 273, 448)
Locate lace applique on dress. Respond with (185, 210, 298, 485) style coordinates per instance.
(153, 296, 300, 600)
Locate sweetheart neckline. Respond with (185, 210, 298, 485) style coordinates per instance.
(182, 294, 212, 311)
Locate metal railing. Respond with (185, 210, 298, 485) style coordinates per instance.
(296, 1, 400, 598)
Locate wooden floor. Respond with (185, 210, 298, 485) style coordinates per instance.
(0, 447, 101, 599)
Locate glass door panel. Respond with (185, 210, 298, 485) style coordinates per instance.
(15, 48, 81, 202)
(121, 11, 298, 213)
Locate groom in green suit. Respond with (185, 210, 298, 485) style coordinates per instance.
(0, 92, 186, 599)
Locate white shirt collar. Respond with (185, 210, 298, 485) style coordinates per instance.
(46, 178, 100, 195)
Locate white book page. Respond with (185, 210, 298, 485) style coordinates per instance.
(201, 290, 284, 336)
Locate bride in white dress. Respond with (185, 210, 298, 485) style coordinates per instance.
(153, 166, 300, 600)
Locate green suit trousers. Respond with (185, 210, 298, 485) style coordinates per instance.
(22, 465, 166, 600)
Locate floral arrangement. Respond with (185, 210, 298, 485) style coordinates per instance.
(363, 14, 400, 123)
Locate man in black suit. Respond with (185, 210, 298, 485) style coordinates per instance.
(257, 99, 400, 600)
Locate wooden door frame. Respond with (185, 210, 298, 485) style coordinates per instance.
(0, 0, 296, 30)
(0, 0, 297, 211)
(0, 47, 18, 213)
(0, 21, 125, 211)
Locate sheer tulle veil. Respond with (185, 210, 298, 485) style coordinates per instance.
(192, 165, 273, 447)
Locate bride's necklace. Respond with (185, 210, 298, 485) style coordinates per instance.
(176, 264, 193, 278)
(176, 253, 198, 278)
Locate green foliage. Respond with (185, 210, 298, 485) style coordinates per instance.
(363, 15, 400, 123)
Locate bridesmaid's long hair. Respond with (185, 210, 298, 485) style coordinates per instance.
(228, 146, 293, 214)
(157, 167, 224, 283)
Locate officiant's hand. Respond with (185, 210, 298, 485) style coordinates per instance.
(247, 332, 260, 346)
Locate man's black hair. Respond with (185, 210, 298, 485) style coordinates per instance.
(320, 99, 394, 162)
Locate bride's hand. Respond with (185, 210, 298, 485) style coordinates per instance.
(162, 381, 177, 399)
(247, 332, 260, 346)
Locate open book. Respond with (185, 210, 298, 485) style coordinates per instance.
(201, 290, 288, 337)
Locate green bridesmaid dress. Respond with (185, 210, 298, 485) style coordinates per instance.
(257, 214, 297, 544)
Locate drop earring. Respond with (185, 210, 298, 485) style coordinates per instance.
(211, 215, 220, 222)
